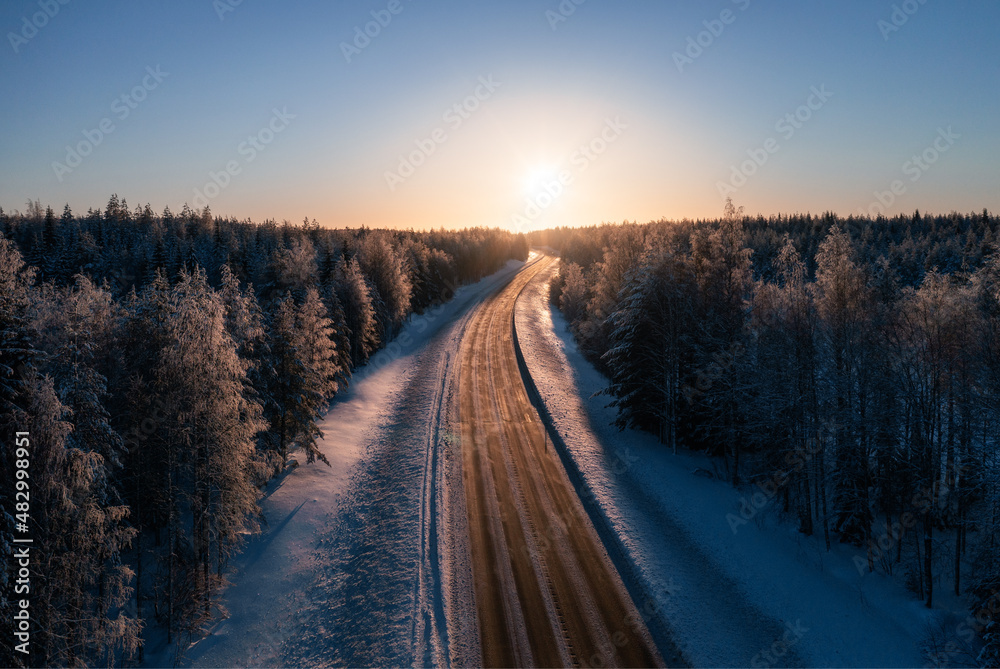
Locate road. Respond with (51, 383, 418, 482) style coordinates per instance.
(176, 251, 903, 668)
(458, 254, 665, 668)
(178, 256, 672, 668)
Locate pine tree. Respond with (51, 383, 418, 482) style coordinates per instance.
(356, 233, 412, 338)
(266, 237, 317, 298)
(557, 262, 588, 326)
(582, 224, 646, 358)
(603, 249, 698, 451)
(154, 268, 267, 632)
(294, 287, 343, 463)
(27, 372, 141, 666)
(0, 234, 38, 418)
(263, 288, 342, 472)
(690, 211, 753, 483)
(335, 256, 379, 367)
(319, 282, 353, 393)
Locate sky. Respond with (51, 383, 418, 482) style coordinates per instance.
(1, 0, 998, 231)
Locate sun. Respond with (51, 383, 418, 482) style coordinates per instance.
(522, 164, 560, 195)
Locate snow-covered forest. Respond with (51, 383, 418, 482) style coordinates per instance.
(0, 196, 528, 667)
(538, 204, 1000, 666)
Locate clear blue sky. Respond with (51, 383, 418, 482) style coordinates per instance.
(2, 0, 998, 229)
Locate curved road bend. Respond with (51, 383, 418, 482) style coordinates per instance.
(458, 255, 666, 668)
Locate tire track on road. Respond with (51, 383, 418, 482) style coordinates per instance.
(458, 255, 666, 667)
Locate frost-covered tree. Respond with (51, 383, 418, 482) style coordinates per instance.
(31, 277, 124, 471)
(295, 286, 344, 432)
(402, 239, 458, 313)
(581, 223, 646, 357)
(26, 373, 141, 667)
(153, 268, 267, 633)
(267, 237, 317, 297)
(30, 277, 137, 657)
(603, 249, 698, 451)
(0, 235, 39, 669)
(557, 262, 588, 327)
(812, 225, 873, 550)
(218, 263, 265, 361)
(118, 268, 266, 641)
(891, 270, 980, 606)
(335, 256, 379, 366)
(356, 233, 412, 338)
(0, 234, 37, 418)
(690, 210, 753, 483)
(319, 282, 353, 392)
(751, 237, 820, 534)
(264, 288, 341, 473)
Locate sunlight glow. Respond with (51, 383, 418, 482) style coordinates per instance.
(522, 165, 560, 196)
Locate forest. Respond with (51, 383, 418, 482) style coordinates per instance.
(0, 195, 528, 667)
(4, 193, 1000, 666)
(537, 202, 1000, 666)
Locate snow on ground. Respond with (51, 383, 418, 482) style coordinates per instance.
(514, 261, 933, 668)
(161, 259, 526, 668)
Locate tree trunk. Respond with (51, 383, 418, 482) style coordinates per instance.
(137, 527, 144, 663)
(954, 505, 962, 597)
(915, 529, 924, 599)
(924, 513, 933, 608)
(819, 445, 831, 551)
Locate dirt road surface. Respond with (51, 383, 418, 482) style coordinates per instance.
(458, 255, 666, 668)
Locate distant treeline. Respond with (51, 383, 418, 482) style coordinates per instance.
(536, 205, 1000, 666)
(0, 195, 528, 667)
